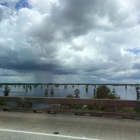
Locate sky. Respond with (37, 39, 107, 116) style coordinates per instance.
(0, 0, 140, 83)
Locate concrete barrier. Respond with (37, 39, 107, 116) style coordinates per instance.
(24, 97, 140, 117)
(1, 96, 140, 119)
(0, 96, 24, 111)
(24, 97, 140, 107)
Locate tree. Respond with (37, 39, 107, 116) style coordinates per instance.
(51, 87, 54, 97)
(45, 89, 48, 97)
(3, 86, 10, 96)
(94, 85, 120, 99)
(74, 88, 80, 98)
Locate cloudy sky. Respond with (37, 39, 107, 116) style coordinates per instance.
(0, 0, 140, 83)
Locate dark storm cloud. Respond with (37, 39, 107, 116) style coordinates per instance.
(133, 63, 140, 69)
(0, 7, 3, 21)
(0, 45, 76, 75)
(107, 73, 140, 82)
(127, 72, 140, 80)
(0, 74, 18, 76)
(53, 68, 77, 75)
(0, 55, 77, 75)
(7, 62, 58, 72)
(0, 54, 57, 72)
(50, 0, 97, 37)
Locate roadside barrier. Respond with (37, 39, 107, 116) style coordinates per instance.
(0, 96, 140, 119)
(0, 96, 24, 111)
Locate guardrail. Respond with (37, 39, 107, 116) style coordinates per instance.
(0, 96, 24, 111)
(0, 96, 140, 119)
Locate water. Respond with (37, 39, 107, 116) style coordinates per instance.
(0, 84, 138, 100)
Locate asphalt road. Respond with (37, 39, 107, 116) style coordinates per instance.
(0, 111, 140, 140)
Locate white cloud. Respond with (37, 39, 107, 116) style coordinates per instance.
(0, 0, 140, 83)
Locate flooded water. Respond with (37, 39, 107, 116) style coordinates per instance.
(0, 84, 139, 100)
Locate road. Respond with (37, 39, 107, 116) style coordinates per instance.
(0, 111, 140, 140)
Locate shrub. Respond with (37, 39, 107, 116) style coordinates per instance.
(66, 94, 74, 98)
(86, 105, 106, 111)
